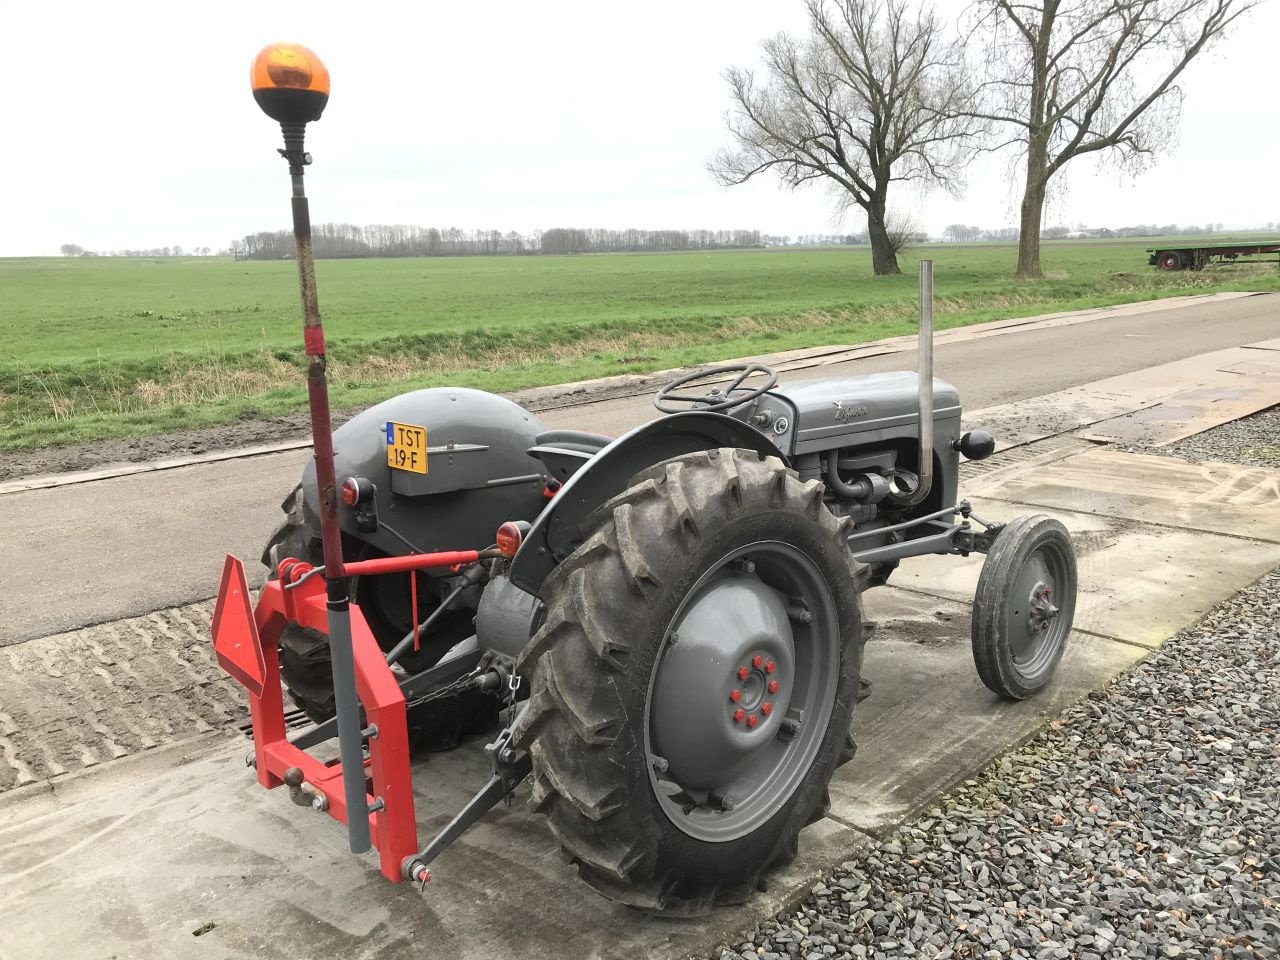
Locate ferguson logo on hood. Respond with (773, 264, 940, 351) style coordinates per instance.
(832, 400, 870, 423)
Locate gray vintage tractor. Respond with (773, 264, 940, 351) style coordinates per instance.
(255, 265, 1077, 912)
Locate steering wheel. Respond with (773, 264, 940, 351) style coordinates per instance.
(654, 363, 779, 414)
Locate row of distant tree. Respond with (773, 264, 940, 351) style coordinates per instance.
(221, 225, 767, 260)
(58, 220, 1280, 260)
(59, 243, 214, 257)
(939, 223, 1245, 243)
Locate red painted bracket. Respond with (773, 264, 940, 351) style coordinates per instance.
(211, 555, 418, 884)
(211, 557, 267, 698)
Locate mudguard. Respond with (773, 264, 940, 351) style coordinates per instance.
(300, 387, 549, 558)
(508, 412, 786, 595)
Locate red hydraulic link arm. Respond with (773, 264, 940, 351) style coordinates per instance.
(343, 549, 500, 576)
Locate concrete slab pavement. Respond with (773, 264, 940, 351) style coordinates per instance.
(896, 487, 1280, 649)
(833, 590, 1148, 832)
(975, 447, 1280, 542)
(967, 340, 1280, 452)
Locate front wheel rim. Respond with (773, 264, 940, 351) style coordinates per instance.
(644, 540, 840, 843)
(1005, 539, 1072, 683)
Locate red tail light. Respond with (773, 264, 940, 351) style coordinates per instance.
(496, 521, 529, 558)
(341, 476, 375, 507)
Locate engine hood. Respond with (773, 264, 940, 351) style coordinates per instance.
(775, 372, 961, 452)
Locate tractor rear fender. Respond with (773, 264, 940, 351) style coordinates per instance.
(508, 411, 786, 596)
(297, 387, 550, 559)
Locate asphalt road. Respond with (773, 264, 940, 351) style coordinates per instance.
(2, 292, 1274, 645)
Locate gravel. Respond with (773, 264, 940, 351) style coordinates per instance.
(1133, 405, 1280, 468)
(710, 568, 1280, 960)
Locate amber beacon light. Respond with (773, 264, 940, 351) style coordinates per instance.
(251, 42, 330, 123)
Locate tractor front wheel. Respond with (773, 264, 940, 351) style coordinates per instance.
(971, 515, 1077, 699)
(512, 449, 866, 913)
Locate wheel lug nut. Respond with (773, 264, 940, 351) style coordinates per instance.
(767, 679, 779, 694)
(747, 713, 759, 728)
(765, 660, 776, 674)
(733, 709, 745, 724)
(752, 655, 763, 669)
(761, 702, 773, 716)
(729, 689, 741, 703)
(737, 666, 749, 681)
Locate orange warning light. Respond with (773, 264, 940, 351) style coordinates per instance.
(251, 43, 330, 125)
(251, 43, 330, 95)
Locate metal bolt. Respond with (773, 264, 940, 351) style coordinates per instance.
(668, 631, 679, 646)
(752, 655, 763, 669)
(779, 718, 801, 741)
(733, 709, 745, 724)
(729, 689, 742, 703)
(311, 794, 328, 812)
(747, 713, 759, 728)
(737, 666, 749, 681)
(652, 755, 670, 774)
(768, 679, 780, 694)
(765, 660, 777, 674)
(1044, 586, 1053, 598)
(761, 702, 773, 716)
(499, 747, 517, 764)
(711, 791, 737, 811)
(737, 559, 756, 574)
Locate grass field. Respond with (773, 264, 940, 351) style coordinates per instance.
(2, 239, 1278, 450)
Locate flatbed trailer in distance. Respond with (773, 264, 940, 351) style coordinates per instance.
(1147, 240, 1280, 271)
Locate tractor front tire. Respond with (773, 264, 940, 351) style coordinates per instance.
(971, 515, 1077, 700)
(512, 449, 866, 914)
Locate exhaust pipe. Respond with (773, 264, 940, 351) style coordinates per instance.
(898, 260, 934, 507)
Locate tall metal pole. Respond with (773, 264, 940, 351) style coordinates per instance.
(902, 259, 935, 507)
(279, 121, 371, 854)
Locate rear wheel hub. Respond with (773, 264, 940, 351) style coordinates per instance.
(645, 541, 839, 843)
(650, 572, 795, 792)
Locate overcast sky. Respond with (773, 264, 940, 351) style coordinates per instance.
(0, 0, 1274, 256)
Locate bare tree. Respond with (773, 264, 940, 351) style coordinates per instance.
(969, 0, 1254, 279)
(886, 210, 926, 254)
(710, 0, 981, 276)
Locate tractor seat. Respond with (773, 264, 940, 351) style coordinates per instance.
(528, 430, 613, 482)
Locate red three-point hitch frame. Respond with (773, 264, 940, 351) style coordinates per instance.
(212, 551, 476, 884)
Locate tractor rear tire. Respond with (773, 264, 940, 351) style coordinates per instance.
(262, 487, 333, 722)
(512, 449, 867, 913)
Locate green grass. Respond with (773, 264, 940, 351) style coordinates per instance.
(2, 238, 1278, 450)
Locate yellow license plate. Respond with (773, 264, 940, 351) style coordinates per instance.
(386, 421, 428, 474)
